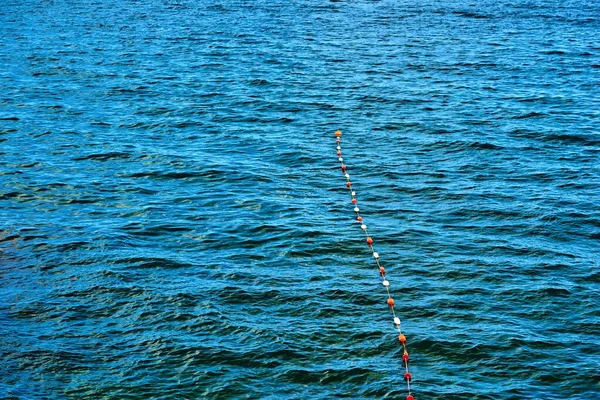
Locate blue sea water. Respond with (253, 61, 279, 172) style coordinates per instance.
(1, 0, 599, 398)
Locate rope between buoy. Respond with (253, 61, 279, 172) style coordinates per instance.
(334, 129, 415, 400)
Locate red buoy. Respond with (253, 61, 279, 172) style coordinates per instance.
(402, 352, 410, 362)
(407, 395, 415, 400)
(346, 182, 352, 188)
(404, 372, 412, 381)
(357, 216, 363, 222)
(379, 266, 386, 276)
(341, 165, 347, 172)
(387, 298, 395, 307)
(351, 199, 357, 204)
(366, 237, 373, 245)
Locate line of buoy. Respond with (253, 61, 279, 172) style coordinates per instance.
(335, 129, 414, 400)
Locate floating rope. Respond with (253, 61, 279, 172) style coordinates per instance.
(334, 130, 414, 400)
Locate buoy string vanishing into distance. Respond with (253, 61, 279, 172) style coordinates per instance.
(334, 130, 415, 400)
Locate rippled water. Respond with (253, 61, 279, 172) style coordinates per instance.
(1, 0, 600, 398)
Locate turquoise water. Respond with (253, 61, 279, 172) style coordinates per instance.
(1, 0, 599, 398)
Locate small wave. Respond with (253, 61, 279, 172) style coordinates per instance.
(469, 141, 504, 150)
(452, 11, 492, 19)
(73, 152, 132, 161)
(122, 169, 228, 181)
(540, 133, 600, 146)
(540, 50, 566, 55)
(249, 79, 271, 86)
(113, 256, 193, 269)
(512, 112, 546, 119)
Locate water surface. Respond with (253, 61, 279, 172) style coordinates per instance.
(1, 0, 599, 398)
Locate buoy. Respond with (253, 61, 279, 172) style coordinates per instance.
(335, 130, 342, 137)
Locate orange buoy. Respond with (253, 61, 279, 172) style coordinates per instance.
(399, 334, 407, 343)
(334, 130, 342, 137)
(387, 298, 395, 307)
(366, 237, 373, 245)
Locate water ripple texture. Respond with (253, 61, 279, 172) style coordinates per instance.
(1, 0, 599, 399)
